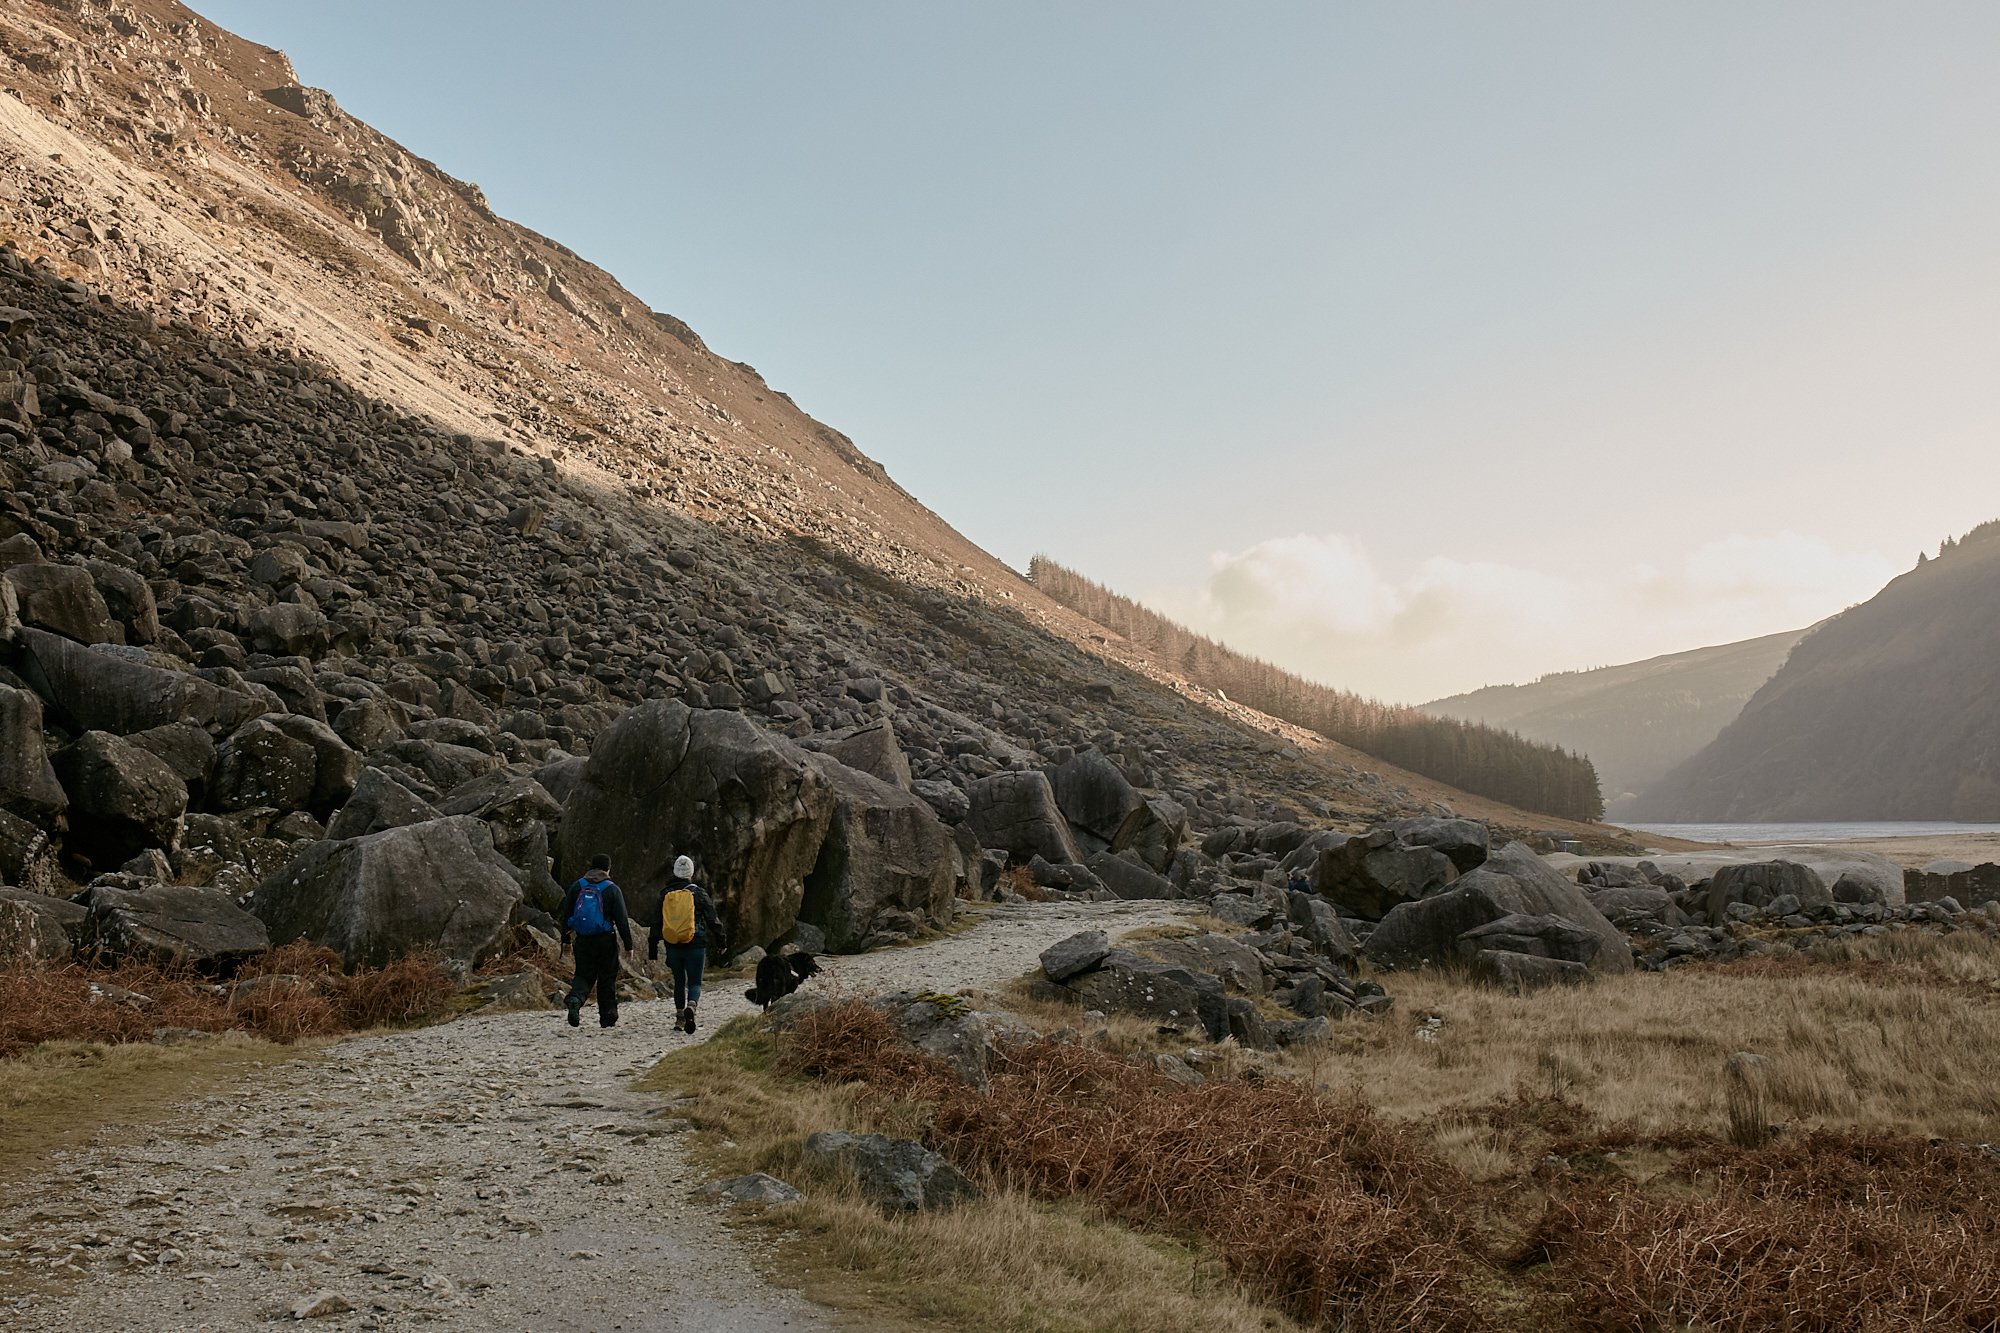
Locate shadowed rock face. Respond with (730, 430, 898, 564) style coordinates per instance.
(559, 700, 834, 950)
(799, 753, 955, 954)
(248, 816, 521, 969)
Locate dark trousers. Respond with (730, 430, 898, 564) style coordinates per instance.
(662, 944, 705, 1010)
(567, 933, 622, 1024)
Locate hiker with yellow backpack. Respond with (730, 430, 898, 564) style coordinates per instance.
(650, 854, 727, 1033)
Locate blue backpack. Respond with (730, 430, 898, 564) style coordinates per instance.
(569, 880, 612, 936)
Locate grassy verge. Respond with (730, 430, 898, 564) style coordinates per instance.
(0, 1032, 305, 1184)
(651, 928, 2000, 1331)
(638, 1017, 1300, 1333)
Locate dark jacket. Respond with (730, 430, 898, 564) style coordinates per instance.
(649, 876, 726, 958)
(559, 870, 634, 950)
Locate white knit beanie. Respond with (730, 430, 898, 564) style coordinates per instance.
(673, 855, 694, 878)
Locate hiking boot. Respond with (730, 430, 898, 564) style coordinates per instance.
(566, 998, 581, 1028)
(683, 1003, 698, 1034)
(601, 1011, 618, 1029)
(675, 1005, 690, 1030)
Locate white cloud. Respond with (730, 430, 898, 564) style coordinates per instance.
(1160, 529, 1900, 703)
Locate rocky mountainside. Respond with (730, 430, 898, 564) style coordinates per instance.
(0, 0, 1635, 974)
(1633, 525, 2000, 822)
(1422, 628, 1806, 816)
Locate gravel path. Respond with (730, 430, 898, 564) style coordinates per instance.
(0, 900, 1187, 1331)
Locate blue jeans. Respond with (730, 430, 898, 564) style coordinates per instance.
(663, 944, 705, 1010)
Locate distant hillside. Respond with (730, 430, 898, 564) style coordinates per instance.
(1632, 523, 2000, 822)
(1029, 558, 1605, 821)
(1422, 629, 1806, 816)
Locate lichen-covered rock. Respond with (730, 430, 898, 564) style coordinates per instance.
(248, 815, 522, 968)
(80, 875, 270, 967)
(799, 754, 954, 953)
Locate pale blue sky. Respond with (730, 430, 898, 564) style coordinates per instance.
(193, 2, 2000, 699)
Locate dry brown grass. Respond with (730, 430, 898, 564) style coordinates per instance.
(0, 946, 458, 1058)
(744, 929, 2000, 1332)
(640, 1016, 1299, 1333)
(1288, 932, 2000, 1145)
(1515, 1131, 2000, 1331)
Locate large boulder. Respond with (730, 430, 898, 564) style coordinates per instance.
(85, 560, 159, 645)
(326, 766, 442, 840)
(963, 770, 1081, 866)
(52, 730, 188, 868)
(0, 888, 85, 967)
(559, 700, 834, 950)
(0, 683, 66, 822)
(5, 563, 118, 644)
(1117, 795, 1188, 872)
(126, 721, 218, 805)
(1133, 932, 1266, 995)
(1365, 842, 1633, 974)
(1039, 929, 1110, 982)
(799, 754, 955, 953)
(1381, 817, 1490, 873)
(1706, 861, 1830, 923)
(1313, 827, 1459, 919)
(270, 715, 362, 815)
(1047, 749, 1145, 853)
(1059, 949, 1226, 1039)
(211, 717, 319, 813)
(1456, 913, 1604, 966)
(437, 769, 565, 912)
(14, 627, 265, 735)
(821, 719, 913, 791)
(248, 815, 523, 968)
(1085, 849, 1175, 900)
(80, 875, 270, 968)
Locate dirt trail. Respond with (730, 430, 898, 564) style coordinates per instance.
(0, 901, 1186, 1331)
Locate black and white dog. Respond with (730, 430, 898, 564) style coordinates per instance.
(746, 950, 820, 1010)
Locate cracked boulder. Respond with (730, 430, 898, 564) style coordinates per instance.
(80, 875, 270, 968)
(799, 754, 955, 953)
(559, 700, 834, 950)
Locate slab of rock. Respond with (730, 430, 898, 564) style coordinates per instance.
(560, 700, 833, 949)
(81, 875, 270, 967)
(1086, 849, 1175, 900)
(822, 719, 913, 791)
(1365, 842, 1633, 974)
(1048, 748, 1145, 853)
(249, 815, 523, 968)
(1039, 929, 1110, 982)
(0, 888, 83, 967)
(15, 627, 265, 735)
(327, 766, 443, 839)
(5, 562, 118, 644)
(1468, 948, 1592, 991)
(963, 769, 1081, 867)
(700, 1172, 802, 1206)
(1060, 948, 1226, 1039)
(1135, 932, 1266, 995)
(0, 683, 66, 821)
(53, 730, 188, 867)
(1457, 912, 1604, 966)
(1314, 826, 1459, 919)
(798, 753, 955, 953)
(1381, 816, 1490, 873)
(804, 1131, 980, 1212)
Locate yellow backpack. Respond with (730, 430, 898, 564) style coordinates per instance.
(661, 885, 697, 945)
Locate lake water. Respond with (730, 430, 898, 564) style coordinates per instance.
(1624, 821, 2000, 844)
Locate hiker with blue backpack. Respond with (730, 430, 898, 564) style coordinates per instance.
(559, 853, 635, 1029)
(650, 854, 726, 1034)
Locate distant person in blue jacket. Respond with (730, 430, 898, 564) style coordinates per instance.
(559, 853, 634, 1029)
